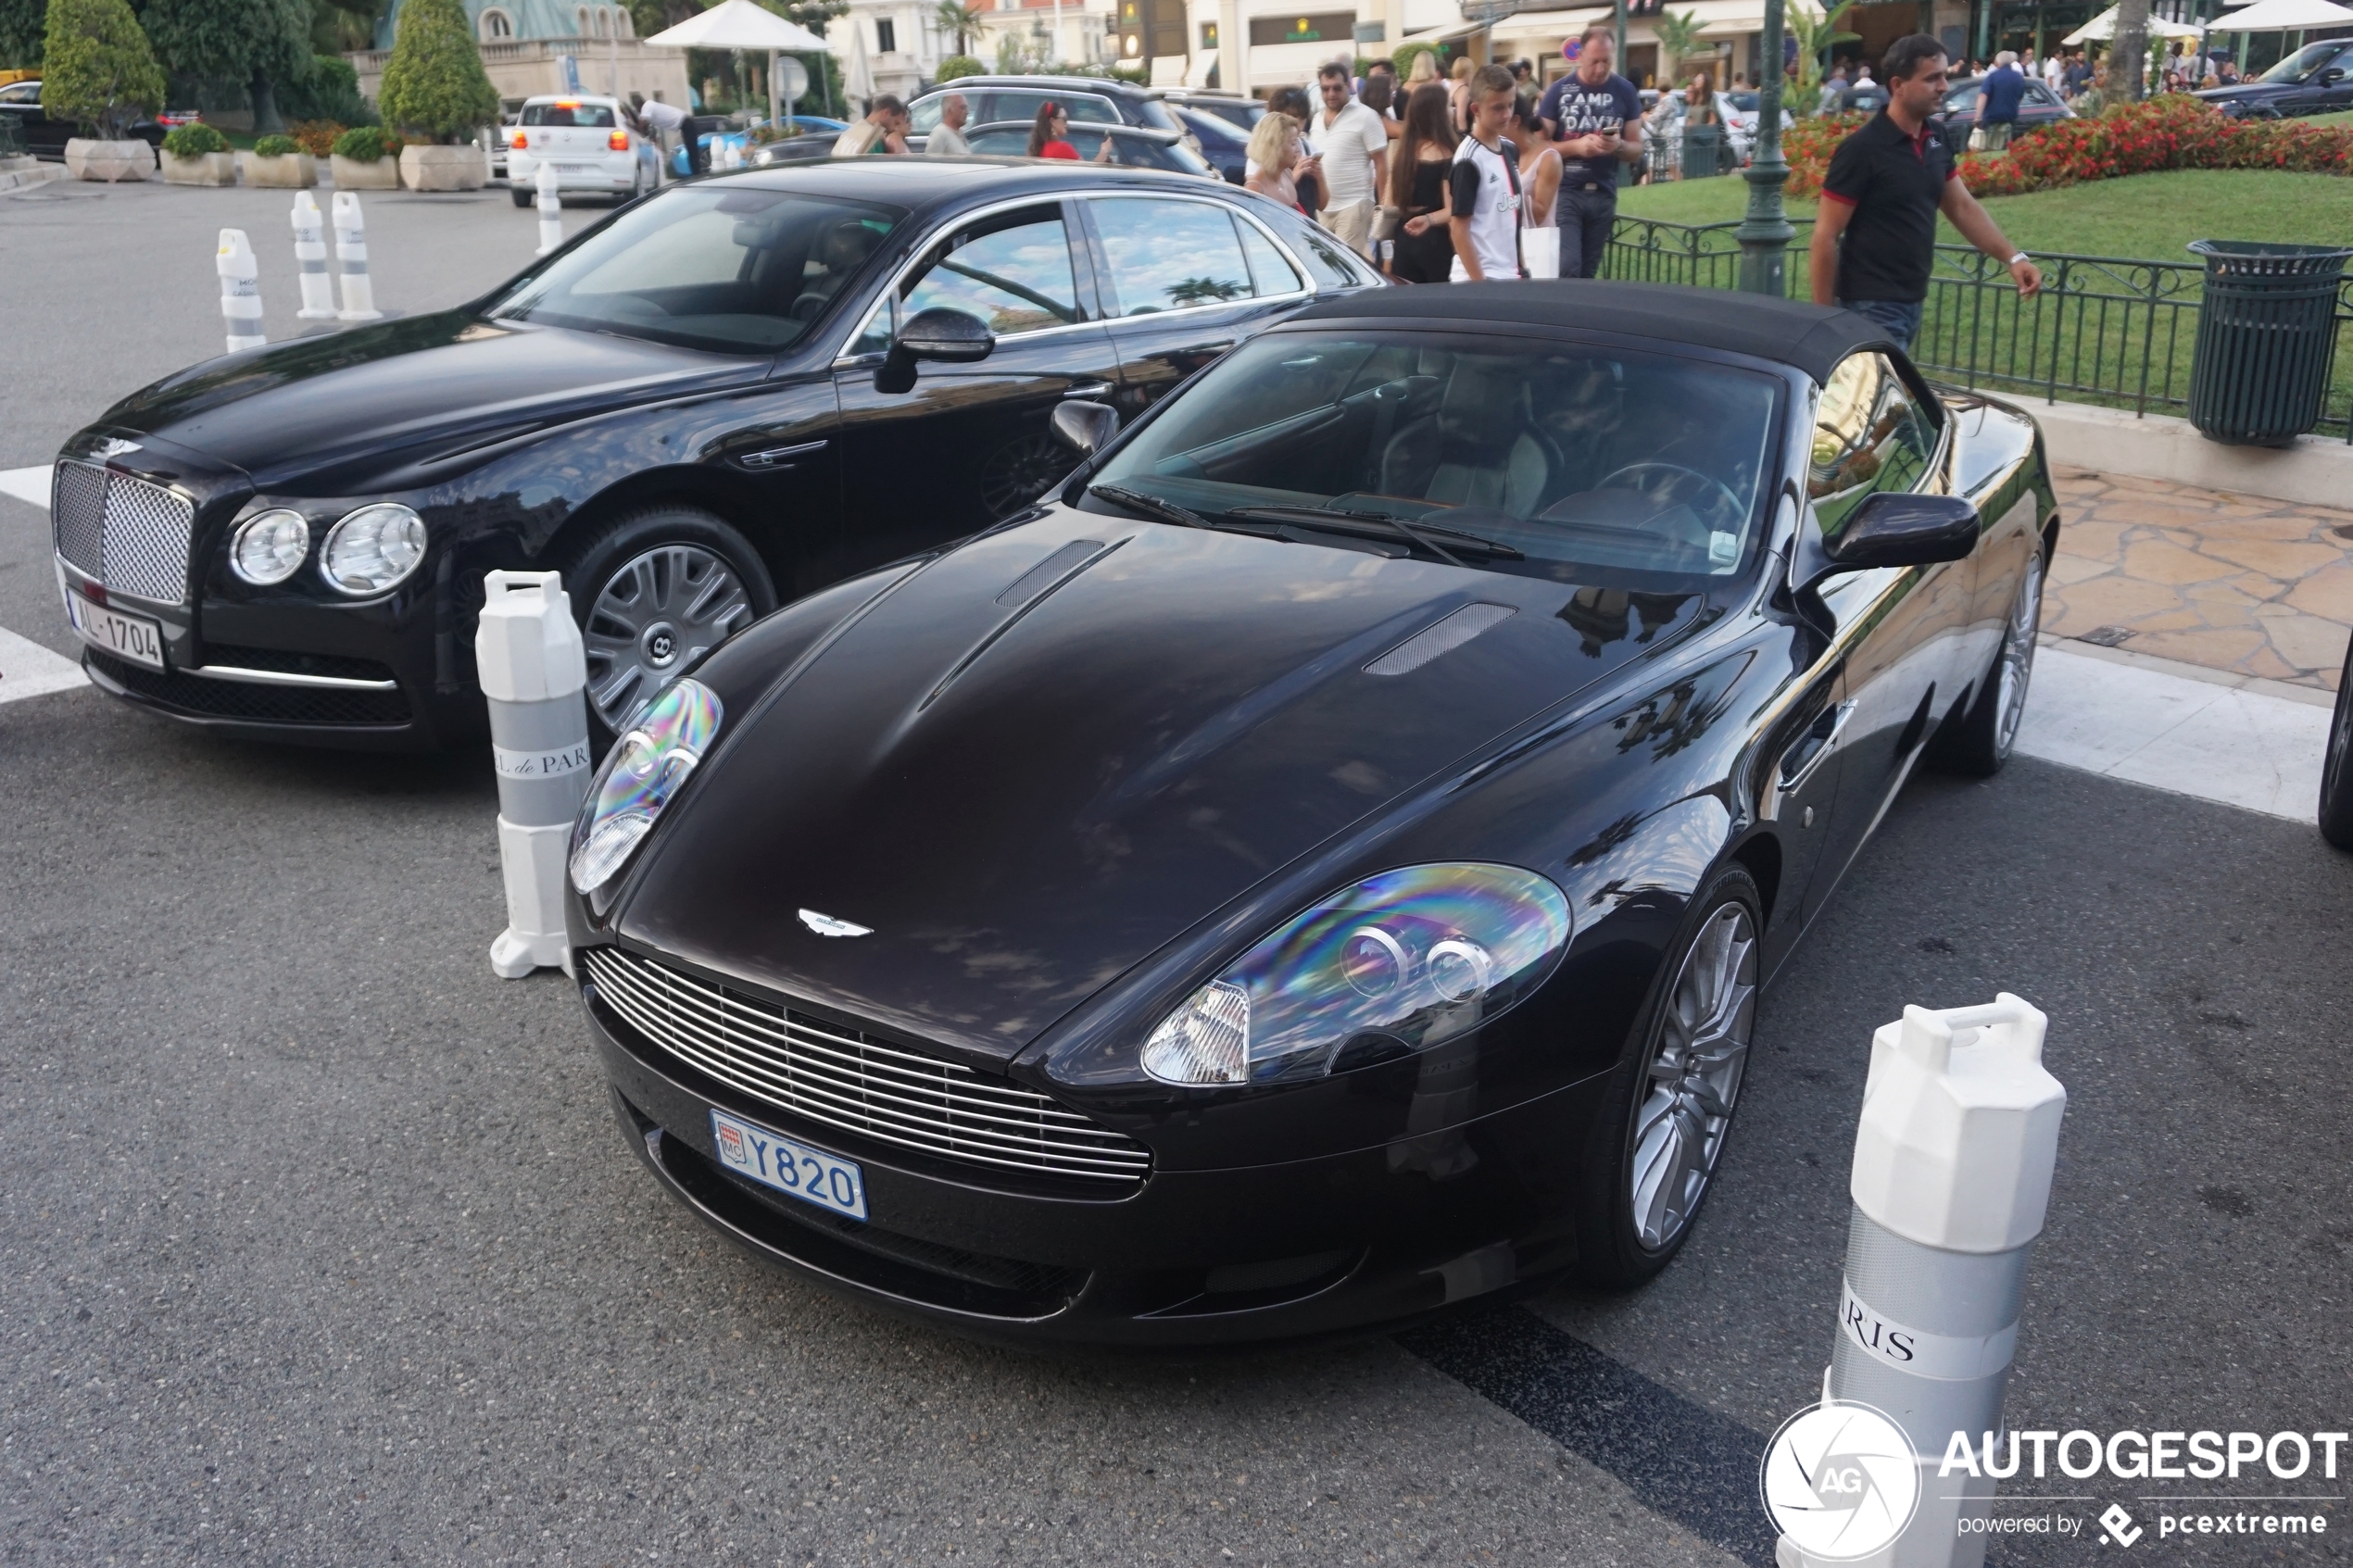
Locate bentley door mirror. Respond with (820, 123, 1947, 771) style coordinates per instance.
(1050, 399, 1119, 458)
(875, 307, 996, 395)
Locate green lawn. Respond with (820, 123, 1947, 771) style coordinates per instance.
(1615, 168, 2353, 261)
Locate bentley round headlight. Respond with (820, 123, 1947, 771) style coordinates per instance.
(569, 677, 724, 895)
(320, 504, 426, 596)
(230, 508, 309, 585)
(1137, 863, 1572, 1088)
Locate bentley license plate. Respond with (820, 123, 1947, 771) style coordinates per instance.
(710, 1109, 868, 1221)
(65, 592, 165, 671)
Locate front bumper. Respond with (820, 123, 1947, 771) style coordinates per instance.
(584, 971, 1610, 1347)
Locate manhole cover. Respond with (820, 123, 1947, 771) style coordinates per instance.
(2078, 625, 2136, 647)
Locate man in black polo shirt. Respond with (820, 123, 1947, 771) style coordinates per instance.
(1807, 34, 2041, 352)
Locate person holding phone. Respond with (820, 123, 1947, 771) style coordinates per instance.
(1537, 26, 1642, 279)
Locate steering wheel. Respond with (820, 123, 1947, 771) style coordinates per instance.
(1594, 461, 1747, 549)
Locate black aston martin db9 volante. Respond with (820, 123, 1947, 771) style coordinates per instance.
(46, 160, 1375, 749)
(569, 282, 2057, 1344)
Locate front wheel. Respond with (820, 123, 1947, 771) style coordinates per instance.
(2318, 629, 2353, 848)
(1932, 543, 2044, 777)
(1575, 867, 1761, 1288)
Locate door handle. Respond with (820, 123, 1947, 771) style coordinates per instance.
(1173, 340, 1234, 358)
(1063, 383, 1114, 400)
(1778, 699, 1856, 794)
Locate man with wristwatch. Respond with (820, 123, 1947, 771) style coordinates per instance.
(1807, 33, 2041, 352)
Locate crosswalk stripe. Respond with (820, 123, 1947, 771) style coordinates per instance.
(0, 624, 87, 705)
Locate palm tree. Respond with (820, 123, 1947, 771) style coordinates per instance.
(934, 0, 986, 56)
(1653, 9, 1708, 79)
(2112, 0, 2150, 101)
(1783, 0, 1860, 111)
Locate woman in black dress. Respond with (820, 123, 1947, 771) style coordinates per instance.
(1387, 83, 1459, 285)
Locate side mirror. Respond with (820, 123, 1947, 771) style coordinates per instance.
(1793, 491, 1980, 596)
(2322, 67, 2346, 84)
(1050, 399, 1119, 458)
(896, 306, 995, 363)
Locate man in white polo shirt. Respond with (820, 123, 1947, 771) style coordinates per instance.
(1448, 64, 1525, 282)
(1307, 61, 1389, 260)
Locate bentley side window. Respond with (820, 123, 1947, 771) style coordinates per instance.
(1089, 198, 1256, 315)
(850, 207, 1082, 356)
(1808, 352, 1937, 533)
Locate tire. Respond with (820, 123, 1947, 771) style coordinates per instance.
(1574, 866, 1762, 1289)
(1931, 541, 2045, 778)
(510, 184, 533, 207)
(552, 505, 778, 748)
(2318, 628, 2353, 849)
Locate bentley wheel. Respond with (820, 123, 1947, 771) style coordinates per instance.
(977, 432, 1077, 518)
(2319, 628, 2353, 849)
(1933, 543, 2044, 777)
(555, 506, 777, 746)
(1578, 867, 1760, 1287)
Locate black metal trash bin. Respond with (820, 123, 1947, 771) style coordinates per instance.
(1681, 123, 1726, 179)
(2185, 240, 2353, 446)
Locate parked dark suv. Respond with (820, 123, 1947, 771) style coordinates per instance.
(2196, 39, 2353, 119)
(0, 78, 187, 159)
(908, 76, 1192, 142)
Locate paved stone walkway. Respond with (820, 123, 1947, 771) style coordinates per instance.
(2046, 470, 2353, 692)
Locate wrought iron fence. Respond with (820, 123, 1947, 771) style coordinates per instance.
(1602, 217, 2353, 442)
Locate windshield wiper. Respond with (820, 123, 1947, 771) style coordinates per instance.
(1226, 504, 1523, 562)
(1088, 483, 1214, 532)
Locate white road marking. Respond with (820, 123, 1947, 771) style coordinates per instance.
(0, 624, 86, 705)
(2015, 643, 2333, 822)
(0, 465, 48, 508)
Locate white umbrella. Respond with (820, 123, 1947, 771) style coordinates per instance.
(2205, 0, 2353, 29)
(643, 0, 828, 51)
(842, 20, 875, 114)
(2064, 6, 2208, 44)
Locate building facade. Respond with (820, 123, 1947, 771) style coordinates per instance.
(354, 0, 690, 112)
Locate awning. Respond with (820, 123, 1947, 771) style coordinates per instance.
(2063, 6, 2208, 43)
(2206, 0, 2353, 29)
(644, 0, 828, 52)
(1490, 8, 1608, 43)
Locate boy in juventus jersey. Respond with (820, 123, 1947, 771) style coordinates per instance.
(1448, 66, 1526, 282)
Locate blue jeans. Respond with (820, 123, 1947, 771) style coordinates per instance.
(1557, 186, 1617, 281)
(1839, 296, 1923, 352)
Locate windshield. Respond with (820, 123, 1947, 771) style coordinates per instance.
(522, 100, 615, 126)
(484, 185, 904, 354)
(2259, 41, 2350, 82)
(1088, 332, 1780, 583)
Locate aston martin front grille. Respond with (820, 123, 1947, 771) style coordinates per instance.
(52, 459, 195, 605)
(584, 947, 1151, 1185)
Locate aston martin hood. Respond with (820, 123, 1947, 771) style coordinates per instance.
(618, 511, 1705, 1060)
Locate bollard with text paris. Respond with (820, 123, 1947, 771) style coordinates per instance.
(535, 158, 563, 257)
(1774, 995, 2067, 1568)
(217, 229, 264, 353)
(330, 191, 383, 322)
(474, 571, 594, 980)
(290, 190, 337, 320)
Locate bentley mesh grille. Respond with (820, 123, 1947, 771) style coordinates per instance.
(52, 459, 194, 605)
(584, 947, 1151, 1185)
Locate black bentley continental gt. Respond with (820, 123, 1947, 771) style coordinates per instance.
(47, 160, 1376, 749)
(566, 282, 2059, 1345)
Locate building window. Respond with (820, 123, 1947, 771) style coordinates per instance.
(576, 6, 590, 36)
(1200, 20, 1216, 48)
(613, 7, 631, 37)
(479, 6, 513, 41)
(593, 6, 610, 36)
(876, 18, 897, 53)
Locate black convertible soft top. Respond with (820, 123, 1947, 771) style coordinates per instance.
(1292, 280, 1898, 385)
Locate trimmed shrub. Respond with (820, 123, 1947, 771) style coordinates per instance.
(40, 0, 164, 136)
(278, 54, 368, 126)
(377, 0, 497, 144)
(286, 118, 341, 157)
(252, 132, 297, 157)
(160, 119, 224, 157)
(330, 122, 397, 161)
(934, 54, 983, 82)
(1389, 40, 1449, 83)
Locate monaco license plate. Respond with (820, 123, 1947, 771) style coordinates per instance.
(64, 591, 165, 671)
(710, 1109, 868, 1221)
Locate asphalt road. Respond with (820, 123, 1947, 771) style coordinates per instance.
(5, 175, 2351, 1567)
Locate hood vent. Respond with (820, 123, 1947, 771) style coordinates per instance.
(1365, 603, 1516, 677)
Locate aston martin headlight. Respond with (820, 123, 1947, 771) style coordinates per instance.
(1139, 863, 1572, 1087)
(568, 678, 724, 895)
(320, 503, 426, 596)
(229, 508, 309, 584)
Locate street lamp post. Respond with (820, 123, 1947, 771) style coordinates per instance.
(1736, 0, 1792, 295)
(1615, 0, 1627, 73)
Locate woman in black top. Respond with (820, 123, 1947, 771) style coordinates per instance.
(1388, 83, 1459, 284)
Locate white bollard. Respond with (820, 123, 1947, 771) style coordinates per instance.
(330, 190, 383, 322)
(475, 571, 594, 980)
(534, 157, 563, 257)
(1777, 995, 2067, 1568)
(217, 228, 265, 352)
(290, 190, 337, 320)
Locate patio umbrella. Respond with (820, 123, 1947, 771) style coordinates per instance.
(2206, 0, 2353, 29)
(842, 20, 875, 116)
(2064, 6, 2208, 44)
(645, 0, 831, 126)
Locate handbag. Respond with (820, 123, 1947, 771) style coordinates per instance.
(1371, 204, 1404, 243)
(1967, 125, 1989, 152)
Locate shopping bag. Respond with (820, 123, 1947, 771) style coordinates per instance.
(1522, 222, 1560, 280)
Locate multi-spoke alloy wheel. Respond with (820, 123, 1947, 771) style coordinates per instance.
(1992, 550, 2044, 760)
(1626, 900, 1757, 1253)
(583, 543, 751, 734)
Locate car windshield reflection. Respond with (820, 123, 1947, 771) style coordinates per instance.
(485, 186, 907, 355)
(1087, 332, 1780, 583)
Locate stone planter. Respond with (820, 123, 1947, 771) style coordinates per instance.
(241, 150, 316, 188)
(330, 153, 401, 189)
(399, 143, 486, 192)
(159, 150, 237, 186)
(64, 138, 155, 182)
